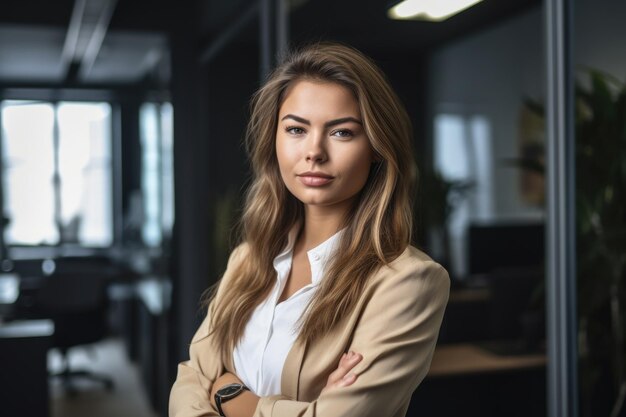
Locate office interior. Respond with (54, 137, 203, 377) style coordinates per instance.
(0, 0, 623, 416)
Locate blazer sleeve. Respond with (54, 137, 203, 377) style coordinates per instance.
(253, 260, 450, 417)
(169, 244, 248, 417)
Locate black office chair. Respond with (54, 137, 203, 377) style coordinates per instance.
(483, 266, 545, 354)
(35, 271, 114, 394)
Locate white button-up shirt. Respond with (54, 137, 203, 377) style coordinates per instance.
(233, 229, 342, 396)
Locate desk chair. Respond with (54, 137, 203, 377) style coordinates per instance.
(35, 272, 114, 394)
(486, 267, 544, 352)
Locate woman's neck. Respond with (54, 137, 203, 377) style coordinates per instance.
(299, 205, 348, 250)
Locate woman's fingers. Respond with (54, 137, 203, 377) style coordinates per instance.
(337, 371, 357, 387)
(323, 351, 363, 392)
(340, 351, 362, 374)
(330, 351, 362, 385)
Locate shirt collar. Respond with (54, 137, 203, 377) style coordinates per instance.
(306, 229, 343, 286)
(272, 226, 344, 286)
(273, 226, 300, 272)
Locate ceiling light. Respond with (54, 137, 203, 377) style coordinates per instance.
(388, 0, 484, 22)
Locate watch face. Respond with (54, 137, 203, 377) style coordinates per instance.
(218, 383, 244, 399)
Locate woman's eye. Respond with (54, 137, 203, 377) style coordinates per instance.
(332, 129, 353, 138)
(286, 126, 305, 135)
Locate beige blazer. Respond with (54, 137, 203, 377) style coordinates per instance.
(169, 243, 450, 417)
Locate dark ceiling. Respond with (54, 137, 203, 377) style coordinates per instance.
(199, 0, 542, 56)
(0, 0, 541, 85)
(289, 0, 541, 54)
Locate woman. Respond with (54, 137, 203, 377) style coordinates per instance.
(169, 42, 450, 417)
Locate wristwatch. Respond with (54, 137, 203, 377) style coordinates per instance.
(214, 383, 249, 417)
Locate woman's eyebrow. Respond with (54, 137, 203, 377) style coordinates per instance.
(325, 117, 363, 128)
(280, 114, 363, 128)
(281, 114, 311, 125)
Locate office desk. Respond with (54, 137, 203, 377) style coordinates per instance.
(0, 319, 54, 417)
(407, 342, 547, 417)
(429, 342, 546, 376)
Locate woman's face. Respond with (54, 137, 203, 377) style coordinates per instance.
(276, 80, 374, 215)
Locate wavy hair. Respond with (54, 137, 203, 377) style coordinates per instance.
(207, 42, 416, 365)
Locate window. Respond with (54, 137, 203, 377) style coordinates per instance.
(139, 102, 174, 247)
(0, 100, 113, 247)
(434, 113, 493, 277)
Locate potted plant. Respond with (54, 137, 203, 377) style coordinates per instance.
(417, 169, 473, 270)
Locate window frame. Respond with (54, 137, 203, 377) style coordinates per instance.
(0, 88, 122, 257)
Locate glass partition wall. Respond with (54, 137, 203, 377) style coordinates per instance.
(418, 5, 548, 416)
(573, 0, 626, 416)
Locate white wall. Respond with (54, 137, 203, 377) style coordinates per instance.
(429, 6, 545, 222)
(429, 0, 626, 221)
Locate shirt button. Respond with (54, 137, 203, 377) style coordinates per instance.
(312, 253, 320, 261)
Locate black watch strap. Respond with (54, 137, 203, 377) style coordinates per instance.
(215, 383, 249, 417)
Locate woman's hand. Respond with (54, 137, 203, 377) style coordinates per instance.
(321, 351, 363, 395)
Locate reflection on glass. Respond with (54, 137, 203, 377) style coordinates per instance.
(575, 2, 626, 415)
(421, 6, 547, 417)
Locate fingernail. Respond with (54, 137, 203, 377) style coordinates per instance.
(343, 373, 355, 380)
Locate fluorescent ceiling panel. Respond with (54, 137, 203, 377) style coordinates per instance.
(388, 0, 484, 21)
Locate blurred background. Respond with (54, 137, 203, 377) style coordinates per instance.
(0, 0, 624, 416)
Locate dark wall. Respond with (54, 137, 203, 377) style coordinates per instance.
(168, 32, 260, 372)
(119, 97, 142, 216)
(204, 42, 260, 274)
(168, 1, 211, 368)
(365, 50, 430, 246)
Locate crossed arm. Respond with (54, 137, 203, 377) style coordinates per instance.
(210, 352, 364, 417)
(170, 252, 450, 417)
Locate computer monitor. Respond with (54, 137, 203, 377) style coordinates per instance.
(467, 221, 545, 275)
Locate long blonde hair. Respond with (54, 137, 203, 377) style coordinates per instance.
(208, 42, 416, 365)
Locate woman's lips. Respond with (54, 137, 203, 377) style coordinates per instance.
(297, 172, 334, 186)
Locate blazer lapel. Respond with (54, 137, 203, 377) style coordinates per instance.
(281, 338, 307, 399)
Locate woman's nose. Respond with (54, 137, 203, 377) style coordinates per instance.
(305, 135, 327, 163)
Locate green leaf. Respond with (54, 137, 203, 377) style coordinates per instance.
(590, 70, 615, 121)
